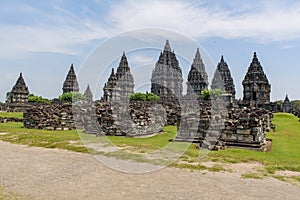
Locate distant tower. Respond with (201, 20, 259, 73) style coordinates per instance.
(151, 40, 183, 101)
(7, 73, 29, 103)
(84, 84, 93, 102)
(242, 52, 271, 106)
(186, 48, 208, 96)
(62, 64, 79, 94)
(103, 68, 117, 102)
(103, 52, 134, 102)
(115, 52, 135, 100)
(211, 55, 236, 98)
(282, 95, 292, 113)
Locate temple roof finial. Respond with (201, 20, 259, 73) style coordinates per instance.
(164, 40, 171, 52)
(221, 55, 224, 63)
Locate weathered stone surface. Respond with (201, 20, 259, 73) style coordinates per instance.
(282, 94, 292, 113)
(150, 40, 183, 125)
(186, 48, 208, 96)
(62, 64, 79, 94)
(242, 52, 271, 108)
(103, 52, 134, 102)
(24, 104, 76, 130)
(211, 55, 236, 98)
(5, 73, 30, 112)
(84, 84, 93, 102)
(175, 94, 272, 151)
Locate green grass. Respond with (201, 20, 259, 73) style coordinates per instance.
(0, 122, 88, 153)
(106, 126, 178, 150)
(0, 112, 23, 119)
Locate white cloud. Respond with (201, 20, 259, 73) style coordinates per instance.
(109, 0, 300, 42)
(129, 55, 155, 65)
(1, 0, 300, 58)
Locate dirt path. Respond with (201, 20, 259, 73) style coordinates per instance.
(0, 141, 299, 200)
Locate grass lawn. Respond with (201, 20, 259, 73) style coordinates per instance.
(0, 122, 87, 153)
(0, 112, 299, 173)
(0, 112, 23, 119)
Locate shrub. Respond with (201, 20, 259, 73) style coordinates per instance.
(129, 92, 160, 101)
(200, 89, 224, 100)
(28, 95, 51, 104)
(58, 92, 86, 102)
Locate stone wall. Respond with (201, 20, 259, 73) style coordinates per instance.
(23, 99, 273, 151)
(24, 101, 166, 137)
(24, 104, 75, 130)
(74, 101, 166, 137)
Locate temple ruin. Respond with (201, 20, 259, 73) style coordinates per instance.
(2, 40, 283, 151)
(242, 52, 271, 108)
(282, 95, 293, 113)
(6, 73, 30, 112)
(103, 52, 134, 102)
(211, 56, 236, 98)
(62, 64, 80, 94)
(186, 48, 208, 96)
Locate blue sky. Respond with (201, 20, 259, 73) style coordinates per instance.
(1, 0, 300, 102)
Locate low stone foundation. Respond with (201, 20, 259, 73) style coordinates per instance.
(24, 104, 75, 130)
(174, 96, 272, 151)
(73, 101, 166, 137)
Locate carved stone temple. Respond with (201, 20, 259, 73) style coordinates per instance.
(242, 52, 271, 108)
(151, 40, 183, 102)
(62, 64, 80, 94)
(186, 48, 208, 96)
(84, 84, 93, 102)
(6, 73, 30, 112)
(211, 55, 236, 98)
(282, 95, 292, 113)
(7, 73, 29, 103)
(103, 52, 134, 102)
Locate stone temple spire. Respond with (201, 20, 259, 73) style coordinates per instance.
(84, 84, 93, 102)
(151, 40, 183, 101)
(283, 94, 292, 113)
(164, 40, 171, 52)
(8, 73, 29, 103)
(211, 55, 236, 98)
(62, 64, 79, 94)
(186, 48, 208, 96)
(242, 52, 271, 106)
(103, 52, 134, 102)
(115, 52, 134, 100)
(103, 68, 117, 102)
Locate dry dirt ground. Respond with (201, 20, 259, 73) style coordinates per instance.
(1, 141, 300, 200)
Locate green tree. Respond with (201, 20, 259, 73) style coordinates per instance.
(28, 95, 51, 104)
(200, 89, 224, 100)
(130, 92, 160, 101)
(59, 92, 86, 103)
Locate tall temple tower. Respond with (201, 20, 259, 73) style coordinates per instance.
(242, 52, 271, 106)
(103, 52, 134, 102)
(211, 55, 236, 98)
(62, 64, 79, 94)
(103, 68, 117, 102)
(151, 40, 183, 101)
(84, 84, 93, 102)
(115, 52, 135, 99)
(7, 73, 29, 103)
(186, 48, 208, 96)
(282, 94, 292, 113)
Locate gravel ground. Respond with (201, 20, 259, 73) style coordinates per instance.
(0, 141, 299, 200)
